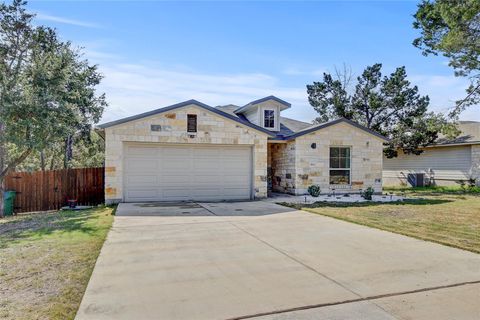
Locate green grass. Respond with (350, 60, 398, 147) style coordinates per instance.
(384, 185, 480, 194)
(282, 187, 480, 253)
(0, 206, 115, 320)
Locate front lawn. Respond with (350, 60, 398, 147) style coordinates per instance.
(283, 187, 480, 253)
(0, 206, 115, 320)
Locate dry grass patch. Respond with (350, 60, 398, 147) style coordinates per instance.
(0, 206, 115, 320)
(283, 190, 480, 254)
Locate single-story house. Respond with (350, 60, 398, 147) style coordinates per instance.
(383, 121, 480, 187)
(97, 96, 388, 203)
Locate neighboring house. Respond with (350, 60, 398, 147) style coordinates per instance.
(97, 96, 387, 203)
(383, 121, 480, 187)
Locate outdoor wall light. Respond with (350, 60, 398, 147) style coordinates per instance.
(311, 143, 317, 149)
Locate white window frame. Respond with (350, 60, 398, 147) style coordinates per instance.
(263, 109, 275, 128)
(329, 146, 351, 186)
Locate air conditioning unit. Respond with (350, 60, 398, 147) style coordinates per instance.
(407, 173, 425, 187)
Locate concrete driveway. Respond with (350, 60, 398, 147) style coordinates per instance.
(76, 201, 480, 320)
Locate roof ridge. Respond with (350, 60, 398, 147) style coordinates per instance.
(97, 99, 275, 136)
(281, 117, 389, 141)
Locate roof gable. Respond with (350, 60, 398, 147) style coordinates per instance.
(281, 118, 389, 141)
(97, 100, 275, 136)
(234, 95, 291, 114)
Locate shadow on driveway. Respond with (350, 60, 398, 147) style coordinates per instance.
(115, 201, 295, 217)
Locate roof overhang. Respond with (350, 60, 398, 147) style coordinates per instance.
(275, 118, 390, 142)
(234, 96, 291, 114)
(96, 99, 276, 137)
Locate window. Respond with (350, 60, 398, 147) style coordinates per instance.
(329, 147, 351, 185)
(264, 110, 275, 128)
(187, 114, 197, 133)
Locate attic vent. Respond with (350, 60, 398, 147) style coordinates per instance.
(151, 125, 161, 131)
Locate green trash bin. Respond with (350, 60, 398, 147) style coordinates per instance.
(3, 191, 16, 216)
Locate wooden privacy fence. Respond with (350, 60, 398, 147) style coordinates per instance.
(5, 167, 104, 213)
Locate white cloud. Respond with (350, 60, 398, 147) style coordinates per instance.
(96, 62, 314, 123)
(410, 74, 476, 118)
(86, 46, 479, 125)
(36, 13, 100, 28)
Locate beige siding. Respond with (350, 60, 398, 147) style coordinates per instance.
(241, 100, 281, 132)
(243, 109, 259, 126)
(383, 145, 473, 186)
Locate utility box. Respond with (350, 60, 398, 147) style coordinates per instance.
(407, 173, 425, 187)
(3, 191, 16, 216)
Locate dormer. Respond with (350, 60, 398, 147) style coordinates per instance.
(234, 96, 291, 131)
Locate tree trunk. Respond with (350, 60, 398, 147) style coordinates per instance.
(64, 135, 73, 169)
(0, 175, 4, 218)
(40, 150, 46, 171)
(0, 122, 5, 218)
(50, 154, 56, 170)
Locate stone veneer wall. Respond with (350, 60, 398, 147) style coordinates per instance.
(293, 122, 384, 195)
(270, 142, 296, 194)
(104, 104, 269, 203)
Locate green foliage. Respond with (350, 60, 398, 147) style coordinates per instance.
(307, 63, 459, 158)
(307, 184, 321, 197)
(9, 131, 104, 172)
(361, 187, 375, 200)
(0, 0, 106, 178)
(413, 0, 480, 116)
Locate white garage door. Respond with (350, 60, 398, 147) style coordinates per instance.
(124, 144, 253, 202)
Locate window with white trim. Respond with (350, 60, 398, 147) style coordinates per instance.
(329, 147, 351, 185)
(264, 110, 275, 128)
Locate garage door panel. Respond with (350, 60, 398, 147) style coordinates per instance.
(193, 147, 221, 158)
(161, 188, 192, 200)
(126, 159, 158, 171)
(223, 176, 250, 185)
(192, 175, 222, 184)
(193, 161, 221, 170)
(223, 147, 250, 157)
(161, 174, 191, 184)
(224, 161, 250, 171)
(124, 144, 252, 202)
(162, 160, 190, 170)
(125, 175, 157, 185)
(126, 146, 158, 157)
(163, 147, 191, 158)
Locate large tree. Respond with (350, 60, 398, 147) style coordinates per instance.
(307, 63, 457, 158)
(0, 0, 106, 215)
(413, 0, 480, 116)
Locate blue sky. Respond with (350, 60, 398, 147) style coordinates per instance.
(28, 0, 477, 123)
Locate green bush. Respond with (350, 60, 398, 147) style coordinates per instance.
(361, 187, 375, 200)
(308, 185, 321, 197)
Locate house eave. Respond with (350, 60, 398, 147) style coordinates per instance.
(97, 99, 276, 137)
(276, 118, 390, 142)
(234, 96, 291, 114)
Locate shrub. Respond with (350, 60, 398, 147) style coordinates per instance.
(361, 187, 375, 200)
(308, 185, 321, 197)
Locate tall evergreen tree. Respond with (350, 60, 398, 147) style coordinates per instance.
(307, 63, 458, 158)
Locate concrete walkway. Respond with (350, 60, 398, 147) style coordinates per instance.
(76, 201, 480, 320)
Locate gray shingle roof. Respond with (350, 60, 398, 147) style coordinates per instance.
(434, 121, 480, 146)
(97, 98, 389, 142)
(215, 105, 312, 137)
(233, 96, 291, 114)
(97, 100, 275, 136)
